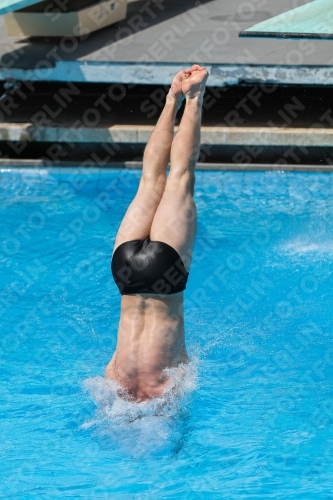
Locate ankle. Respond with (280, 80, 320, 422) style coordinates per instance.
(185, 94, 203, 107)
(166, 90, 184, 109)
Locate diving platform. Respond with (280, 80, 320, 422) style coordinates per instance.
(241, 0, 333, 40)
(0, 0, 332, 86)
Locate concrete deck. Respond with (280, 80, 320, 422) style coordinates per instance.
(2, 160, 333, 171)
(2, 122, 333, 147)
(1, 0, 333, 85)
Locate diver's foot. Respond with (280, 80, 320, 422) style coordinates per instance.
(182, 64, 209, 103)
(166, 70, 187, 110)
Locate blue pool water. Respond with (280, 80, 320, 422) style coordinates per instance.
(1, 168, 333, 499)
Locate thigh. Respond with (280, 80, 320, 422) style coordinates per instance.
(113, 180, 163, 254)
(150, 174, 197, 272)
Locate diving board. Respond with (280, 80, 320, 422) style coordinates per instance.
(0, 0, 127, 37)
(240, 0, 333, 39)
(0, 0, 41, 16)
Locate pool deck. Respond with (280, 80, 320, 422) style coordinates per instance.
(0, 0, 333, 170)
(1, 0, 333, 86)
(2, 159, 333, 171)
(2, 123, 333, 147)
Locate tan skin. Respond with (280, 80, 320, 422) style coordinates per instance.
(105, 65, 209, 402)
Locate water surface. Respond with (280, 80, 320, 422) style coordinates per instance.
(1, 168, 333, 499)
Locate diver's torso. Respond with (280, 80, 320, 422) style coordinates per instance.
(105, 293, 188, 401)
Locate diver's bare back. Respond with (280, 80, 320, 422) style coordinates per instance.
(105, 65, 208, 402)
(105, 293, 188, 400)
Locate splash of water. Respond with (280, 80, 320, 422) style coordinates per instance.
(280, 238, 333, 256)
(80, 361, 198, 457)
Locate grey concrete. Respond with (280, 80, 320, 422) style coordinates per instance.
(1, 160, 333, 171)
(1, 0, 333, 84)
(3, 61, 333, 86)
(1, 122, 333, 146)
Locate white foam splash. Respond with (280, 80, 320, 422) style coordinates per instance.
(80, 361, 198, 456)
(280, 238, 333, 255)
(82, 361, 197, 424)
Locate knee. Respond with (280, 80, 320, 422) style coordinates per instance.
(140, 173, 166, 196)
(168, 169, 195, 195)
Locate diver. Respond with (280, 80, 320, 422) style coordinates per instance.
(106, 65, 209, 402)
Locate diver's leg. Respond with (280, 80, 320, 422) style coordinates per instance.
(113, 71, 187, 252)
(150, 65, 209, 270)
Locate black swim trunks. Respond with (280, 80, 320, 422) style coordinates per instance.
(111, 237, 189, 295)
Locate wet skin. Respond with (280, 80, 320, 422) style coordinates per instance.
(105, 292, 188, 401)
(105, 65, 208, 403)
